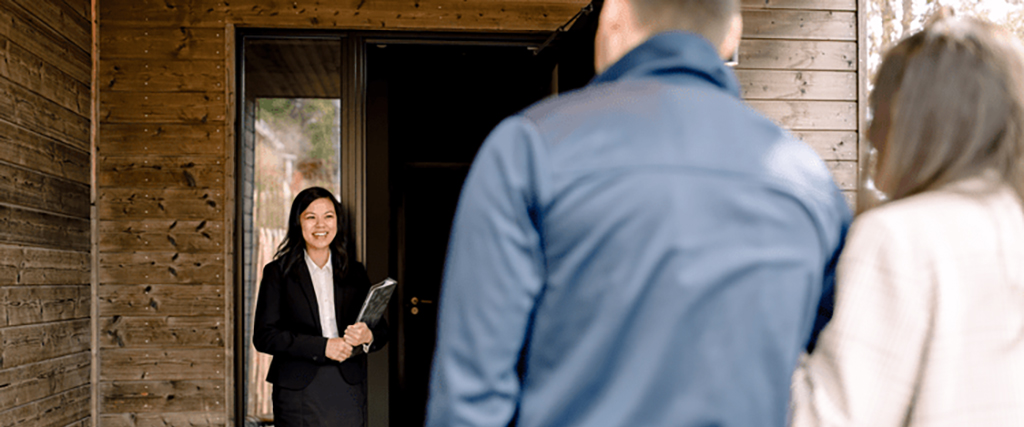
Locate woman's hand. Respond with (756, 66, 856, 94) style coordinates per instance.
(325, 337, 352, 362)
(343, 322, 374, 347)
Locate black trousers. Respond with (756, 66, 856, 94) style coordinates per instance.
(272, 364, 366, 427)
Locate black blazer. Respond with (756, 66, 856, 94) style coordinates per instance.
(253, 255, 388, 390)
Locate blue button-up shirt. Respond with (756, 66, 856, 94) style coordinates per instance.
(427, 31, 851, 427)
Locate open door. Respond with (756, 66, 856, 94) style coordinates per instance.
(365, 5, 601, 425)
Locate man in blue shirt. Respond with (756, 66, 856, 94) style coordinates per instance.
(427, 0, 851, 425)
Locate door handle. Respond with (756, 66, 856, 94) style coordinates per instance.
(410, 297, 434, 315)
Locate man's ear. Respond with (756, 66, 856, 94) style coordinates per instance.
(719, 14, 743, 60)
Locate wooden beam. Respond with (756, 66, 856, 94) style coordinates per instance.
(736, 70, 856, 100)
(742, 10, 856, 41)
(0, 319, 90, 369)
(99, 26, 225, 61)
(0, 384, 89, 427)
(101, 348, 225, 381)
(0, 2, 89, 83)
(0, 245, 89, 286)
(0, 351, 90, 409)
(98, 157, 225, 189)
(0, 204, 90, 251)
(99, 316, 226, 348)
(98, 188, 225, 221)
(736, 40, 856, 71)
(100, 91, 226, 124)
(98, 252, 225, 285)
(0, 75, 90, 151)
(101, 380, 225, 413)
(0, 161, 90, 218)
(99, 220, 224, 254)
(99, 124, 226, 157)
(0, 285, 90, 327)
(99, 285, 225, 317)
(0, 118, 90, 184)
(100, 60, 225, 93)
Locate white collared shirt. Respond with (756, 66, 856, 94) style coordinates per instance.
(304, 250, 339, 338)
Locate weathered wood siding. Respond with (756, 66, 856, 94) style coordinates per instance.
(0, 0, 92, 426)
(738, 0, 861, 206)
(94, 0, 863, 425)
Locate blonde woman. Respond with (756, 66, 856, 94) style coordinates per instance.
(791, 16, 1024, 426)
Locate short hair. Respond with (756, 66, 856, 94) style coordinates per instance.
(869, 16, 1024, 206)
(629, 0, 740, 47)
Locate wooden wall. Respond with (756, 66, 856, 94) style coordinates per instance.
(0, 0, 92, 426)
(92, 0, 863, 425)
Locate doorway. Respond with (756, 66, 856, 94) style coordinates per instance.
(367, 43, 561, 426)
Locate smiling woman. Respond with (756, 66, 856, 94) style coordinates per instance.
(252, 187, 389, 427)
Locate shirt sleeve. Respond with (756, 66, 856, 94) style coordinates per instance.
(426, 117, 548, 427)
(791, 211, 933, 427)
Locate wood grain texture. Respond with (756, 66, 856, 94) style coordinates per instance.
(98, 188, 224, 221)
(0, 319, 90, 369)
(0, 384, 89, 427)
(0, 285, 90, 326)
(100, 91, 226, 124)
(7, 0, 90, 53)
(793, 131, 857, 161)
(0, 118, 89, 184)
(0, 161, 89, 218)
(99, 220, 224, 253)
(98, 0, 587, 31)
(736, 70, 856, 100)
(827, 160, 857, 190)
(98, 124, 225, 157)
(0, 351, 89, 409)
(101, 380, 225, 413)
(742, 10, 856, 41)
(0, 204, 90, 251)
(0, 245, 89, 286)
(100, 316, 225, 348)
(99, 412, 226, 427)
(101, 60, 224, 93)
(736, 40, 856, 71)
(99, 285, 224, 317)
(741, 0, 856, 11)
(98, 252, 225, 285)
(100, 348, 225, 381)
(99, 157, 225, 189)
(0, 75, 89, 151)
(100, 26, 225, 60)
(0, 33, 90, 116)
(747, 100, 857, 130)
(0, 2, 89, 83)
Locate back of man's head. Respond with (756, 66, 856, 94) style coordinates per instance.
(630, 0, 739, 47)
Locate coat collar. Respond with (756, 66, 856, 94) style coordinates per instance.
(590, 31, 741, 98)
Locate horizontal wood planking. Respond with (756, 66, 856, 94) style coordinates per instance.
(0, 384, 89, 427)
(0, 245, 89, 285)
(736, 70, 855, 100)
(1, 34, 90, 116)
(0, 161, 89, 218)
(736, 40, 856, 71)
(7, 0, 89, 53)
(0, 285, 90, 326)
(741, 0, 856, 10)
(98, 124, 225, 157)
(100, 348, 225, 381)
(98, 0, 586, 31)
(826, 160, 857, 190)
(742, 10, 856, 41)
(0, 204, 90, 251)
(101, 60, 224, 93)
(102, 380, 225, 413)
(793, 131, 857, 160)
(99, 220, 224, 253)
(99, 412, 226, 427)
(99, 157, 225, 189)
(98, 188, 225, 221)
(0, 2, 89, 83)
(0, 318, 90, 369)
(61, 0, 90, 21)
(99, 26, 225, 60)
(99, 285, 224, 317)
(0, 75, 89, 151)
(0, 351, 89, 409)
(98, 252, 225, 285)
(747, 100, 857, 130)
(101, 91, 226, 124)
(100, 316, 225, 348)
(0, 118, 88, 183)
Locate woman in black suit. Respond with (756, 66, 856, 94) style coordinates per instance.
(253, 187, 388, 427)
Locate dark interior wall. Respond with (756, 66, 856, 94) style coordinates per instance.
(0, 0, 92, 426)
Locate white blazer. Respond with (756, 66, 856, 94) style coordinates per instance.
(791, 175, 1024, 427)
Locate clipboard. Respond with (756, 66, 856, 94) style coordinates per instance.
(356, 278, 397, 328)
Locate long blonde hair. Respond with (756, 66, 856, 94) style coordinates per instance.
(867, 16, 1024, 208)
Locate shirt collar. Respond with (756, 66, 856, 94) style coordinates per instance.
(590, 31, 741, 98)
(303, 249, 333, 275)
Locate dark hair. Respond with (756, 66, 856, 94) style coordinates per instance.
(274, 187, 351, 276)
(630, 0, 739, 47)
(867, 15, 1024, 208)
